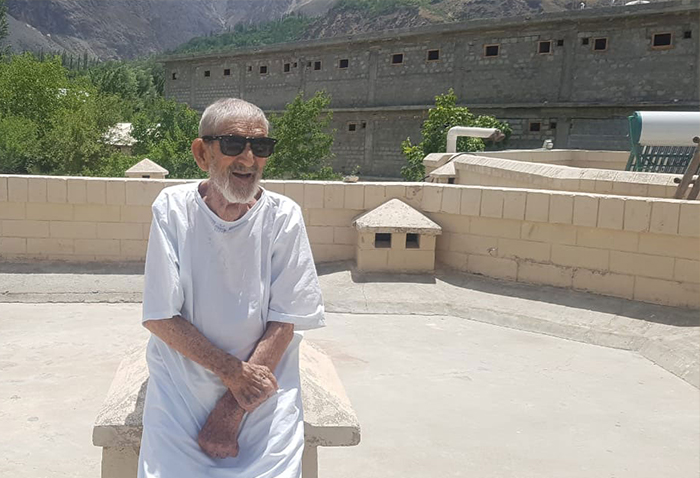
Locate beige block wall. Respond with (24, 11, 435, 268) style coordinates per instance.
(2, 175, 699, 309)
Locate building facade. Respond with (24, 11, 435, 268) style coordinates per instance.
(164, 0, 700, 178)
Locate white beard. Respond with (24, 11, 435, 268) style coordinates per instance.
(209, 166, 261, 204)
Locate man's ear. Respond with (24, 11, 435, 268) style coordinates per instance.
(192, 138, 210, 172)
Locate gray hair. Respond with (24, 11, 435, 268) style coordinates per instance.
(198, 98, 269, 137)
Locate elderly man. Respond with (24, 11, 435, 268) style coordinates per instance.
(138, 98, 325, 478)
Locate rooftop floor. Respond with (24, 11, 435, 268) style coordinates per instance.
(0, 263, 698, 477)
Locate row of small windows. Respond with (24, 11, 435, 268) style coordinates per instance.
(173, 31, 693, 80)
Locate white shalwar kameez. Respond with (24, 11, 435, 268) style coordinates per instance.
(139, 182, 325, 478)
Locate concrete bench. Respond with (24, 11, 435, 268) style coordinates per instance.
(92, 340, 360, 478)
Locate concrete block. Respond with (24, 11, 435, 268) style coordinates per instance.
(47, 177, 68, 203)
(74, 205, 121, 223)
(357, 232, 375, 251)
(27, 178, 47, 203)
(503, 190, 526, 220)
(678, 203, 700, 237)
(623, 199, 652, 232)
(649, 201, 680, 235)
(75, 239, 121, 255)
(334, 227, 356, 245)
(121, 240, 148, 258)
(430, 213, 470, 234)
(497, 238, 551, 262)
(521, 222, 577, 245)
(467, 254, 518, 281)
(2, 220, 50, 238)
(344, 184, 365, 210)
(8, 177, 28, 203)
(638, 234, 700, 260)
(573, 269, 634, 300)
(0, 202, 26, 220)
(572, 195, 598, 227)
(404, 185, 423, 210)
(481, 189, 504, 218)
(517, 261, 573, 288)
(312, 244, 355, 263)
(67, 179, 87, 204)
(26, 203, 73, 221)
(576, 227, 638, 252)
(364, 184, 387, 210)
(0, 176, 7, 201)
(385, 185, 406, 201)
(26, 238, 74, 255)
(307, 226, 335, 244)
(387, 249, 435, 271)
(0, 237, 27, 254)
(435, 250, 468, 271)
(87, 180, 107, 204)
(597, 197, 624, 230)
(470, 217, 521, 239)
(440, 186, 461, 215)
(356, 248, 389, 271)
(323, 184, 345, 209)
(120, 206, 153, 224)
(609, 251, 674, 280)
(593, 180, 614, 194)
(421, 183, 443, 213)
(549, 194, 573, 225)
(304, 183, 325, 208)
(435, 232, 450, 252)
(450, 233, 496, 255)
(285, 183, 305, 206)
(674, 259, 700, 284)
(125, 181, 163, 206)
(420, 235, 436, 251)
(551, 244, 609, 270)
(98, 223, 144, 240)
(634, 276, 700, 309)
(263, 181, 285, 195)
(460, 188, 482, 216)
(310, 209, 358, 227)
(101, 447, 138, 478)
(525, 191, 550, 223)
(50, 221, 97, 239)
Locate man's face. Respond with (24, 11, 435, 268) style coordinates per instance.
(206, 118, 269, 204)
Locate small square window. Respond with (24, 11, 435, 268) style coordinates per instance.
(142, 175, 150, 179)
(204, 70, 211, 77)
(224, 69, 231, 76)
(307, 61, 312, 68)
(529, 122, 541, 132)
(684, 31, 692, 39)
(652, 33, 672, 48)
(361, 121, 367, 129)
(172, 72, 178, 80)
(581, 37, 590, 46)
(557, 39, 564, 46)
(293, 62, 298, 68)
(392, 53, 404, 64)
(406, 233, 420, 249)
(339, 58, 349, 69)
(259, 65, 268, 75)
(348, 123, 357, 132)
(375, 233, 391, 249)
(427, 49, 440, 61)
(284, 63, 291, 73)
(247, 65, 252, 72)
(593, 38, 608, 51)
(314, 61, 322, 71)
(550, 121, 557, 130)
(484, 44, 500, 57)
(447, 178, 455, 184)
(538, 41, 552, 54)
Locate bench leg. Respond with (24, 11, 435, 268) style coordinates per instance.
(302, 445, 319, 478)
(101, 446, 139, 478)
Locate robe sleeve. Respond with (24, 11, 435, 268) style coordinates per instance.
(142, 193, 185, 323)
(267, 203, 325, 331)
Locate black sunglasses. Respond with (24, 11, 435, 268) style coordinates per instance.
(201, 135, 277, 158)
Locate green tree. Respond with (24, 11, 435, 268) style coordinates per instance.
(131, 97, 204, 179)
(401, 89, 512, 181)
(0, 116, 39, 174)
(0, 0, 8, 56)
(265, 91, 339, 180)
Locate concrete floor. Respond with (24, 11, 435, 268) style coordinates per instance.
(1, 303, 698, 478)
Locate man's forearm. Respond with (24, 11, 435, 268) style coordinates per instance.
(143, 316, 240, 378)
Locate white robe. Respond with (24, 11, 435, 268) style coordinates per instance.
(139, 182, 325, 478)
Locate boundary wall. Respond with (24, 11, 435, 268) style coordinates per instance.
(1, 175, 698, 308)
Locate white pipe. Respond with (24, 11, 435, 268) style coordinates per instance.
(446, 126, 505, 153)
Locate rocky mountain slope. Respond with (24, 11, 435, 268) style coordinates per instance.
(5, 0, 606, 60)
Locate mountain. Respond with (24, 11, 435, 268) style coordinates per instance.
(5, 0, 606, 60)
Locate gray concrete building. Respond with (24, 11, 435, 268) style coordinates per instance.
(164, 0, 699, 178)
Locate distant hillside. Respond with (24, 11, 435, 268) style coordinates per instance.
(6, 0, 611, 60)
